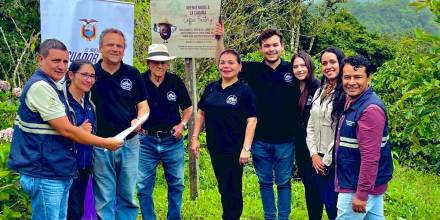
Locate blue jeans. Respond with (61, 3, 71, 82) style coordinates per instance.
(137, 134, 185, 220)
(336, 193, 385, 220)
(251, 140, 294, 220)
(92, 134, 140, 220)
(19, 174, 73, 220)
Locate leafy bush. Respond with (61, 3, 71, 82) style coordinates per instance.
(0, 142, 31, 219)
(373, 0, 440, 172)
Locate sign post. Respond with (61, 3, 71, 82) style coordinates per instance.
(151, 0, 221, 199)
(184, 58, 199, 199)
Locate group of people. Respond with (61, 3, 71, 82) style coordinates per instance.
(6, 22, 393, 220)
(189, 23, 394, 220)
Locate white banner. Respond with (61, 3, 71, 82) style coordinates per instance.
(40, 0, 134, 65)
(150, 0, 221, 58)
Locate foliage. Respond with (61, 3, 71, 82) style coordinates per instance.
(0, 142, 31, 220)
(344, 0, 439, 35)
(0, 90, 18, 130)
(311, 9, 396, 71)
(0, 0, 40, 87)
(373, 0, 440, 172)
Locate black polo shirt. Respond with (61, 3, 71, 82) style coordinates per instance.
(141, 71, 192, 132)
(92, 60, 148, 138)
(240, 60, 301, 144)
(199, 80, 257, 154)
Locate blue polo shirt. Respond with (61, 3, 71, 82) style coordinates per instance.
(199, 80, 257, 154)
(141, 71, 192, 132)
(240, 60, 301, 144)
(92, 60, 148, 138)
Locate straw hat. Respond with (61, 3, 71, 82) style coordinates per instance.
(146, 44, 176, 61)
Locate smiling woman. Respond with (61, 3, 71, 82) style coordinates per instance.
(191, 49, 257, 220)
(63, 59, 98, 219)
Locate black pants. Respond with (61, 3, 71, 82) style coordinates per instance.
(209, 151, 244, 220)
(295, 140, 323, 220)
(67, 168, 91, 220)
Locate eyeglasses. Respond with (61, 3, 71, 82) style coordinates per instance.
(77, 72, 97, 81)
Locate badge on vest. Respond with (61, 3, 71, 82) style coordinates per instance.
(167, 91, 177, 101)
(120, 78, 132, 91)
(284, 72, 293, 83)
(226, 95, 237, 105)
(346, 120, 355, 126)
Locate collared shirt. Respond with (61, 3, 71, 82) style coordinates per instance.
(335, 91, 388, 201)
(141, 71, 192, 132)
(199, 80, 257, 154)
(240, 60, 300, 143)
(92, 60, 148, 138)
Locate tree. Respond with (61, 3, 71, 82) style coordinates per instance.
(373, 0, 440, 172)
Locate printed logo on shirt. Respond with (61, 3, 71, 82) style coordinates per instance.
(226, 95, 238, 105)
(346, 120, 355, 126)
(167, 91, 177, 101)
(306, 95, 313, 106)
(284, 72, 293, 83)
(120, 78, 132, 91)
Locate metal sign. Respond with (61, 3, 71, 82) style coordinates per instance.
(150, 0, 221, 58)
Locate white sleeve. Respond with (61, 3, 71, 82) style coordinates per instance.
(306, 89, 320, 157)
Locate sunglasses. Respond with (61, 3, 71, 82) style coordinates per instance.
(150, 60, 169, 65)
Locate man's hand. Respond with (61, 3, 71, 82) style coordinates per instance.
(171, 123, 185, 139)
(79, 119, 92, 133)
(213, 22, 224, 39)
(103, 137, 123, 151)
(190, 136, 199, 159)
(131, 118, 142, 132)
(352, 196, 367, 213)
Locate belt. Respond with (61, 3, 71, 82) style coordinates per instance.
(140, 129, 173, 138)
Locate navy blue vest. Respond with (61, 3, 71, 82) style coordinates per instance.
(8, 69, 76, 179)
(336, 87, 393, 189)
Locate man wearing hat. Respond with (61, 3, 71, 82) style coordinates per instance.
(137, 44, 192, 220)
(91, 28, 149, 220)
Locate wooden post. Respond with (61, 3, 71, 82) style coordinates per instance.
(184, 57, 199, 199)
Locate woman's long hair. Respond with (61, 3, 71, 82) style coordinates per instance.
(291, 51, 317, 114)
(319, 47, 346, 127)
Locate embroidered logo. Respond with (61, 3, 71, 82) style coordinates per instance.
(346, 120, 355, 126)
(167, 91, 177, 101)
(226, 95, 238, 105)
(120, 79, 132, 91)
(284, 72, 293, 83)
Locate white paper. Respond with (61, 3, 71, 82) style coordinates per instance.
(104, 113, 149, 151)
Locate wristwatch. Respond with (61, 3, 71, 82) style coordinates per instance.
(181, 121, 187, 129)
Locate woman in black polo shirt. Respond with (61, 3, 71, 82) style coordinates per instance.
(291, 51, 321, 220)
(191, 49, 257, 220)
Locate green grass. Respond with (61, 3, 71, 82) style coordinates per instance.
(149, 148, 440, 220)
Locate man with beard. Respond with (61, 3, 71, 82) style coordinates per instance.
(214, 23, 300, 220)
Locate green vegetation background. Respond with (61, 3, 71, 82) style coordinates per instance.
(0, 0, 439, 219)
